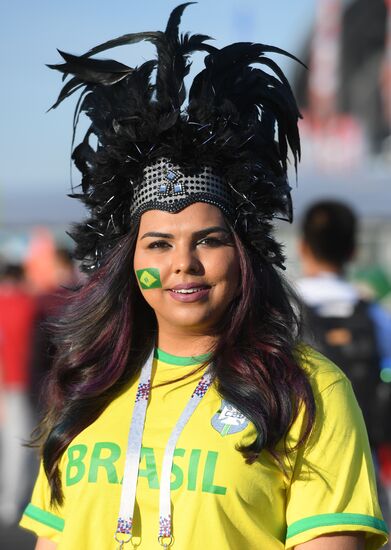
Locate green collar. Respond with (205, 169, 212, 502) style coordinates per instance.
(154, 348, 211, 366)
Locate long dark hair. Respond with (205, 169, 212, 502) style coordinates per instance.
(39, 225, 315, 505)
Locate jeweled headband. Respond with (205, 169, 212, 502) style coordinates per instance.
(130, 157, 234, 222)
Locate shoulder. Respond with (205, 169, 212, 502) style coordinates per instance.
(284, 346, 358, 453)
(296, 345, 349, 396)
(285, 346, 373, 471)
(295, 275, 359, 307)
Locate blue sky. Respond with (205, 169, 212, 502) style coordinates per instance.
(0, 0, 316, 199)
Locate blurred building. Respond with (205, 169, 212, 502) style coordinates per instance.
(294, 0, 390, 160)
(279, 0, 391, 303)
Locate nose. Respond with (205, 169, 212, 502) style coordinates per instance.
(173, 244, 204, 275)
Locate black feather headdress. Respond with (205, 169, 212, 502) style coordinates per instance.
(48, 2, 302, 272)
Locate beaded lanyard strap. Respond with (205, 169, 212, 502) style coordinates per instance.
(115, 349, 213, 549)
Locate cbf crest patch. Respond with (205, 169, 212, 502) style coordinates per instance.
(211, 400, 249, 436)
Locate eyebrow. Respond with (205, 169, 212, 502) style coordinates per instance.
(140, 226, 230, 240)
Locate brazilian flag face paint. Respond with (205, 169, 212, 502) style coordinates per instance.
(136, 268, 162, 289)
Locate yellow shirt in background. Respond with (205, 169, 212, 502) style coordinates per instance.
(20, 347, 388, 549)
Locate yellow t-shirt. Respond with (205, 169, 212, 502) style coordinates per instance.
(20, 347, 388, 549)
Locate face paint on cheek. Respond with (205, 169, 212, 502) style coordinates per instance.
(136, 268, 162, 289)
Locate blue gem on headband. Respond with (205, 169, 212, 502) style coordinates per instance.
(159, 168, 185, 196)
(165, 169, 180, 182)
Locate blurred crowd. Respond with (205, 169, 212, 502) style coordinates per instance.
(0, 236, 80, 527)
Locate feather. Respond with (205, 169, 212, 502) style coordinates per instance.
(82, 31, 162, 58)
(154, 3, 214, 109)
(48, 50, 133, 85)
(48, 77, 84, 111)
(164, 3, 195, 37)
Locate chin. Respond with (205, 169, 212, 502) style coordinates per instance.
(161, 310, 218, 332)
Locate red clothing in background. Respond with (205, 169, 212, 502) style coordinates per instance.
(0, 284, 36, 389)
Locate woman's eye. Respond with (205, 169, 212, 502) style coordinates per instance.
(198, 237, 223, 247)
(147, 240, 171, 249)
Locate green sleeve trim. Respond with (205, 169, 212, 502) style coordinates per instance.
(286, 513, 388, 539)
(23, 503, 64, 532)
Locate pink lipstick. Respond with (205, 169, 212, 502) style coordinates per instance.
(167, 283, 211, 303)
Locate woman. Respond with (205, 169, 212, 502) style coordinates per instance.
(20, 4, 388, 549)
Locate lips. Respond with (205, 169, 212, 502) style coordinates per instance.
(167, 283, 211, 303)
(170, 283, 211, 291)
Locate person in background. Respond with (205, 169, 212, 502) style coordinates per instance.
(28, 248, 78, 417)
(0, 264, 36, 525)
(296, 199, 391, 529)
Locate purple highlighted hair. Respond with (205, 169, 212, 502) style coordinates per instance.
(39, 226, 315, 505)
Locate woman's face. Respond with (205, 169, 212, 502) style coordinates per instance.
(133, 202, 241, 334)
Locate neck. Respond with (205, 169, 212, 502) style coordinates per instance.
(302, 259, 342, 277)
(156, 324, 217, 357)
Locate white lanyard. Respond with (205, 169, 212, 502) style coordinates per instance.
(115, 349, 213, 549)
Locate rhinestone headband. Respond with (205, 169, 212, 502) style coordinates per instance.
(130, 157, 235, 221)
